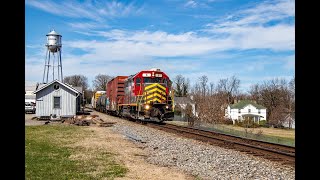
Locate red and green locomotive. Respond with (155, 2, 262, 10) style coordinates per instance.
(106, 68, 174, 122)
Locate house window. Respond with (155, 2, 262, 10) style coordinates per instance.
(53, 97, 61, 108)
(258, 109, 261, 114)
(238, 109, 241, 113)
(248, 109, 251, 113)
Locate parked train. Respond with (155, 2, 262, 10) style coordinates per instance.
(91, 91, 106, 109)
(94, 68, 175, 122)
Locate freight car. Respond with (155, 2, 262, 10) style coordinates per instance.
(92, 91, 106, 109)
(96, 95, 107, 113)
(106, 68, 174, 122)
(106, 76, 128, 115)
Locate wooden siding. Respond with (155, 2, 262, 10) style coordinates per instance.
(35, 82, 79, 117)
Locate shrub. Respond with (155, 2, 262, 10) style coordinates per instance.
(235, 119, 259, 128)
(259, 120, 267, 127)
(255, 129, 264, 137)
(223, 118, 234, 125)
(174, 110, 181, 116)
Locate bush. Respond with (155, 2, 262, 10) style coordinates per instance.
(223, 118, 234, 125)
(235, 119, 259, 128)
(174, 110, 181, 116)
(273, 124, 285, 128)
(259, 120, 268, 127)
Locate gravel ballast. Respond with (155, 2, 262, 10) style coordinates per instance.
(110, 121, 295, 179)
(80, 110, 296, 180)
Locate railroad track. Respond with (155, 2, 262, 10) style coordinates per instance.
(144, 122, 295, 167)
(88, 108, 295, 167)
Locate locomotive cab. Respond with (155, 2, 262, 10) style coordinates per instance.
(121, 68, 174, 122)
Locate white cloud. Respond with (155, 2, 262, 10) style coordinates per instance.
(25, 0, 143, 22)
(185, 0, 198, 8)
(25, 0, 295, 89)
(67, 22, 109, 30)
(205, 0, 295, 51)
(62, 30, 237, 62)
(243, 0, 295, 17)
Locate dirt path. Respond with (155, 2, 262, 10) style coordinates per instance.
(25, 114, 47, 126)
(71, 110, 194, 180)
(78, 126, 193, 180)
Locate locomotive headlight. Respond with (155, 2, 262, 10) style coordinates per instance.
(145, 104, 150, 110)
(166, 105, 169, 109)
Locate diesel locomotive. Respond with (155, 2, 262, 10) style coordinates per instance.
(104, 68, 175, 122)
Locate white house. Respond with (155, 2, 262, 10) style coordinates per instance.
(174, 96, 197, 120)
(34, 80, 82, 119)
(225, 100, 267, 124)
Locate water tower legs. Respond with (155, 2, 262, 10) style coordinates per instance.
(42, 48, 63, 84)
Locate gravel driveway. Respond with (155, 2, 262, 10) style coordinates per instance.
(25, 114, 47, 126)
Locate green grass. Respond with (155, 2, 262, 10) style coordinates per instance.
(168, 121, 295, 147)
(210, 126, 295, 147)
(25, 125, 127, 180)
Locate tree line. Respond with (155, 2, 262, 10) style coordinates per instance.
(173, 74, 295, 128)
(63, 74, 113, 104)
(63, 73, 295, 128)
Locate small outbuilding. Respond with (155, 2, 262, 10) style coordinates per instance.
(34, 80, 82, 119)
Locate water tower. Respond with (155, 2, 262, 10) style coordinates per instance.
(42, 29, 63, 83)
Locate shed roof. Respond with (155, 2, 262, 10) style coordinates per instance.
(230, 100, 266, 109)
(72, 86, 83, 93)
(34, 80, 82, 94)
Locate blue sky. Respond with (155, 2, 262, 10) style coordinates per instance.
(25, 0, 295, 92)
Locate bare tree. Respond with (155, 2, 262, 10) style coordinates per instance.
(209, 82, 215, 96)
(199, 75, 208, 97)
(185, 103, 194, 126)
(64, 75, 88, 90)
(93, 74, 113, 91)
(249, 78, 295, 128)
(287, 76, 295, 128)
(217, 75, 240, 104)
(84, 89, 92, 103)
(190, 76, 226, 126)
(182, 78, 190, 97)
(174, 75, 184, 97)
(249, 84, 260, 102)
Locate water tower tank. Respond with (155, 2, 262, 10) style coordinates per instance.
(46, 29, 62, 52)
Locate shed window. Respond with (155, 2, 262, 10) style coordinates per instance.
(54, 97, 61, 108)
(54, 84, 60, 90)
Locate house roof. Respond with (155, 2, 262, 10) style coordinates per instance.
(174, 97, 194, 105)
(230, 100, 266, 109)
(34, 80, 82, 94)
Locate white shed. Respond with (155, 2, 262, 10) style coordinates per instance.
(34, 80, 82, 119)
